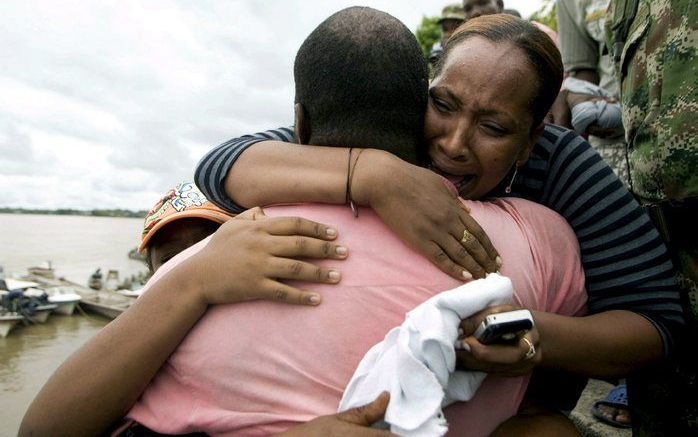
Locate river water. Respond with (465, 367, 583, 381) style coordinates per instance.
(0, 213, 147, 435)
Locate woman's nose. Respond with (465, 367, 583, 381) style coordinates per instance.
(440, 122, 471, 160)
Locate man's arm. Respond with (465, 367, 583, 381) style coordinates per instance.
(557, 0, 599, 75)
(550, 0, 600, 127)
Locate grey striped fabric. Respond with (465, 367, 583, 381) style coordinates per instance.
(194, 124, 684, 356)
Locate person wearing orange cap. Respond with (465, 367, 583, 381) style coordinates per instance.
(139, 181, 234, 272)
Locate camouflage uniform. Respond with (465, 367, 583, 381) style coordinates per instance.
(428, 4, 465, 67)
(607, 0, 698, 434)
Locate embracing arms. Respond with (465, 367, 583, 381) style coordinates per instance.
(196, 130, 500, 280)
(19, 212, 351, 437)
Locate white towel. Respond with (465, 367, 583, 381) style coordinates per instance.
(563, 77, 623, 135)
(338, 273, 514, 436)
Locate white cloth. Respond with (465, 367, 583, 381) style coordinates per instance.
(338, 273, 514, 436)
(563, 76, 623, 135)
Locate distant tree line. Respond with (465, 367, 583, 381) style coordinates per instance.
(414, 0, 558, 56)
(0, 207, 147, 218)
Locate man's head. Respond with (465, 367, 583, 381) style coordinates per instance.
(462, 0, 503, 20)
(293, 7, 429, 165)
(438, 4, 465, 43)
(140, 182, 234, 272)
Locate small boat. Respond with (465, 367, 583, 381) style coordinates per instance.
(47, 286, 82, 315)
(27, 261, 55, 279)
(22, 288, 57, 323)
(26, 304, 57, 323)
(105, 270, 120, 291)
(1, 288, 57, 325)
(78, 298, 130, 319)
(0, 310, 24, 338)
(88, 268, 104, 290)
(5, 278, 40, 291)
(117, 287, 143, 298)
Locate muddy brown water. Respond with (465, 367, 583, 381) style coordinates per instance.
(1, 315, 109, 435)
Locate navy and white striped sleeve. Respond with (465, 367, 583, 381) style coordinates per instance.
(519, 125, 684, 356)
(194, 127, 296, 213)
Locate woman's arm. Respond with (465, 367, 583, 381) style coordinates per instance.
(195, 129, 500, 279)
(533, 310, 662, 377)
(457, 306, 663, 379)
(521, 125, 684, 357)
(19, 213, 347, 437)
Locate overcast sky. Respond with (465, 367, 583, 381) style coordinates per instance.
(0, 0, 544, 210)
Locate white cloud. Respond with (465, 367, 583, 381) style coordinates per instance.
(0, 0, 543, 209)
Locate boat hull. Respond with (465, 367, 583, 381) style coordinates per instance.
(26, 305, 57, 323)
(52, 301, 78, 315)
(79, 301, 124, 319)
(0, 317, 23, 337)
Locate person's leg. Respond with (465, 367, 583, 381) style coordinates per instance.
(628, 243, 698, 436)
(492, 400, 580, 436)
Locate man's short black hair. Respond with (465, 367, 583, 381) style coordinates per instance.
(294, 7, 429, 164)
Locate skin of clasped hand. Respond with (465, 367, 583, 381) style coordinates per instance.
(350, 148, 502, 281)
(190, 207, 349, 307)
(456, 304, 542, 376)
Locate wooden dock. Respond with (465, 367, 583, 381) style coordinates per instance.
(20, 274, 133, 320)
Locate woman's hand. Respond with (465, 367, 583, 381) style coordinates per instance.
(278, 392, 393, 437)
(185, 207, 348, 306)
(455, 305, 541, 377)
(352, 150, 500, 280)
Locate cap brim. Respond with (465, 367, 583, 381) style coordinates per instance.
(138, 208, 232, 253)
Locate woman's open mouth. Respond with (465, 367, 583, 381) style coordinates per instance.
(431, 166, 477, 193)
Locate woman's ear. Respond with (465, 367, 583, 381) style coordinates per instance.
(518, 122, 544, 163)
(294, 103, 311, 145)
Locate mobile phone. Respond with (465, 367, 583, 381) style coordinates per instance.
(473, 309, 534, 344)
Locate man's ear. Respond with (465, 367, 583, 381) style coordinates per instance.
(294, 103, 311, 145)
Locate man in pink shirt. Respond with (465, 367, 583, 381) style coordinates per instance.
(124, 8, 586, 436)
(127, 197, 586, 436)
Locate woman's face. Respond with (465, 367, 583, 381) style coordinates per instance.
(425, 36, 540, 199)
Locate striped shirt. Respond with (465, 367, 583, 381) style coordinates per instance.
(194, 124, 684, 355)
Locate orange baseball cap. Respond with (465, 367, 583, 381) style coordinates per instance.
(139, 181, 234, 253)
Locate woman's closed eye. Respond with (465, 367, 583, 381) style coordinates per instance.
(431, 97, 452, 113)
(481, 122, 507, 137)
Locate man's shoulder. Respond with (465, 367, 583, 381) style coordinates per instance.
(480, 198, 572, 230)
(466, 198, 577, 253)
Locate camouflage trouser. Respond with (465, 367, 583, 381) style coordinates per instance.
(589, 137, 630, 188)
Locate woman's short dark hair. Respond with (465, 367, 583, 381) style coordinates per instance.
(436, 14, 563, 130)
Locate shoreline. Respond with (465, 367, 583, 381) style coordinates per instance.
(0, 209, 146, 219)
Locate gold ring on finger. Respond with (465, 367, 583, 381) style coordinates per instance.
(461, 229, 472, 244)
(521, 337, 536, 360)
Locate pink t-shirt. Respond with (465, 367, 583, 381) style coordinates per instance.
(127, 198, 586, 436)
